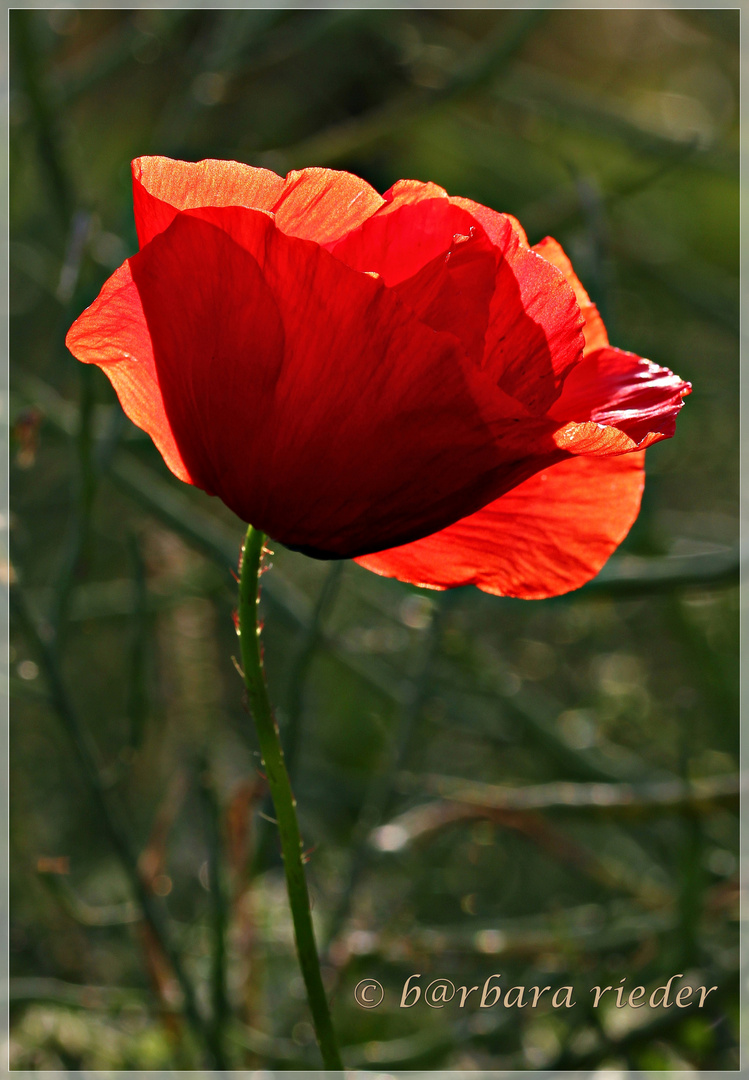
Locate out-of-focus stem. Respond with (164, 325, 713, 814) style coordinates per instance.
(237, 524, 343, 1071)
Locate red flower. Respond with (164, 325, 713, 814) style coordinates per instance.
(66, 157, 690, 598)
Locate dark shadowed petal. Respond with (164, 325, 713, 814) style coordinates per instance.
(355, 451, 646, 599)
(68, 206, 565, 558)
(132, 157, 384, 249)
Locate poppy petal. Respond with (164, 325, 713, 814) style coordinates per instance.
(550, 347, 691, 449)
(271, 166, 384, 244)
(132, 156, 384, 249)
(379, 181, 530, 250)
(68, 206, 560, 557)
(331, 194, 584, 414)
(329, 195, 479, 285)
(355, 451, 645, 599)
(480, 218, 585, 413)
(372, 188, 586, 412)
(65, 261, 193, 485)
(391, 227, 497, 364)
(446, 209, 604, 393)
(450, 196, 530, 248)
(132, 156, 286, 247)
(381, 178, 450, 206)
(532, 236, 608, 354)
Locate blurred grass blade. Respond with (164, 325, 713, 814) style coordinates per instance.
(12, 10, 73, 224)
(283, 560, 345, 782)
(322, 595, 450, 953)
(198, 766, 231, 1065)
(126, 531, 150, 750)
(583, 545, 740, 595)
(497, 60, 739, 176)
(38, 872, 140, 926)
(10, 581, 223, 1067)
(381, 770, 741, 835)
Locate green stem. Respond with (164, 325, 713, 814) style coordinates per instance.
(253, 560, 344, 877)
(237, 524, 343, 1071)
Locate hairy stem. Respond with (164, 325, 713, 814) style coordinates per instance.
(237, 524, 343, 1071)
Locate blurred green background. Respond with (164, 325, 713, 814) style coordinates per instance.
(9, 7, 739, 1071)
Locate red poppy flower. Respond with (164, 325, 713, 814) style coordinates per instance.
(66, 157, 690, 599)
